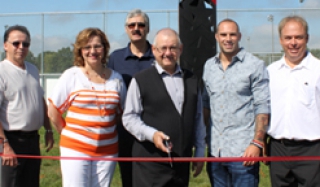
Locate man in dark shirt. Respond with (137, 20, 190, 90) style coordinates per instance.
(108, 9, 154, 187)
(108, 9, 154, 87)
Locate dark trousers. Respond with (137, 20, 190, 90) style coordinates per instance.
(133, 161, 190, 187)
(206, 153, 214, 186)
(117, 124, 134, 187)
(269, 137, 320, 187)
(1, 131, 41, 187)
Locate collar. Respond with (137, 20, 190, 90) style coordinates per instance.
(124, 41, 153, 59)
(213, 47, 246, 64)
(155, 62, 183, 76)
(278, 51, 311, 70)
(4, 59, 27, 71)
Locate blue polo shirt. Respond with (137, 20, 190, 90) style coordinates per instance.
(108, 42, 155, 87)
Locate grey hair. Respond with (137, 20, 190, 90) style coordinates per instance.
(125, 9, 150, 29)
(152, 28, 182, 47)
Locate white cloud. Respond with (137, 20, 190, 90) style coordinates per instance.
(308, 35, 320, 49)
(241, 24, 282, 53)
(89, 0, 105, 9)
(302, 0, 320, 8)
(47, 14, 75, 25)
(30, 35, 73, 55)
(108, 32, 128, 53)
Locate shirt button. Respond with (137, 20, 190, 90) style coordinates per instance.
(221, 91, 224, 94)
(220, 119, 223, 122)
(220, 105, 223, 108)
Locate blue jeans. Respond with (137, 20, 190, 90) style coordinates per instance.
(208, 161, 259, 187)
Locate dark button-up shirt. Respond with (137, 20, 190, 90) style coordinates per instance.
(108, 42, 155, 87)
(202, 48, 270, 157)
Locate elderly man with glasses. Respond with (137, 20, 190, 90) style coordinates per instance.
(122, 28, 206, 187)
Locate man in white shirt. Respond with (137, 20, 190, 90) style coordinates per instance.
(267, 15, 320, 186)
(0, 25, 54, 187)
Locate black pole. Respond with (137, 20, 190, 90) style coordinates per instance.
(179, 0, 217, 80)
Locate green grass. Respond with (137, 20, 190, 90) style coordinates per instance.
(39, 128, 271, 187)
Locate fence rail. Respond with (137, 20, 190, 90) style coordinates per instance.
(1, 7, 319, 98)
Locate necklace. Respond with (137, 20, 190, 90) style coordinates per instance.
(86, 71, 107, 117)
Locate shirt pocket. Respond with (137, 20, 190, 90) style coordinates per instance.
(233, 77, 251, 96)
(297, 80, 315, 106)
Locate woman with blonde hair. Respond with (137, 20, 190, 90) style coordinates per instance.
(48, 28, 126, 187)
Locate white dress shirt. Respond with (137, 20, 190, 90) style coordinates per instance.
(267, 52, 320, 140)
(122, 62, 206, 157)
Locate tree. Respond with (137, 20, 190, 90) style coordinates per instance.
(309, 49, 320, 59)
(26, 51, 40, 70)
(37, 47, 73, 73)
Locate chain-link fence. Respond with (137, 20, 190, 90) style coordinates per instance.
(0, 8, 319, 99)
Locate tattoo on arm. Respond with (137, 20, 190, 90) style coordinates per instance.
(254, 114, 269, 142)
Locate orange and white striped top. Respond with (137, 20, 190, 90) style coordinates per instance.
(49, 66, 126, 156)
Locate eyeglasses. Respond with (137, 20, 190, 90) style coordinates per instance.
(155, 46, 179, 54)
(82, 44, 104, 51)
(126, 22, 146, 29)
(8, 41, 30, 48)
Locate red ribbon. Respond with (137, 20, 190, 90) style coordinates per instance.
(2, 154, 320, 162)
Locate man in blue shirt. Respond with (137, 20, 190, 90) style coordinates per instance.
(202, 19, 270, 187)
(108, 9, 154, 87)
(108, 9, 154, 187)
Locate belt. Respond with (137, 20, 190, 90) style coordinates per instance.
(272, 137, 320, 146)
(4, 130, 38, 136)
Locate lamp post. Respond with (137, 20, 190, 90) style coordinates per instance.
(267, 14, 274, 63)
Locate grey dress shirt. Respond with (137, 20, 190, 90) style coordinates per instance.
(202, 48, 270, 157)
(122, 62, 206, 157)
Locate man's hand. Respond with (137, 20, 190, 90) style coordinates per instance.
(2, 143, 18, 166)
(153, 131, 170, 153)
(45, 131, 54, 152)
(242, 144, 261, 166)
(192, 162, 204, 177)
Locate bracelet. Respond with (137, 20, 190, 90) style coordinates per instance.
(46, 129, 53, 133)
(3, 139, 8, 143)
(250, 139, 264, 149)
(250, 142, 263, 149)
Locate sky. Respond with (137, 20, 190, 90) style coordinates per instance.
(0, 0, 320, 55)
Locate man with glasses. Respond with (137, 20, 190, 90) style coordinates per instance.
(108, 9, 154, 187)
(108, 8, 154, 87)
(123, 28, 206, 187)
(0, 25, 54, 187)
